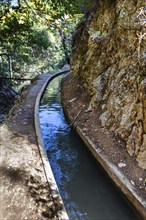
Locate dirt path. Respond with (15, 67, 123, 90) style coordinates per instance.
(0, 74, 67, 220)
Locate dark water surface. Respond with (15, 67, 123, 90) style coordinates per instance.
(39, 75, 141, 220)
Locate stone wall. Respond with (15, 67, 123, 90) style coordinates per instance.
(70, 0, 146, 169)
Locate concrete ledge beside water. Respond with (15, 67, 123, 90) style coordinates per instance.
(0, 71, 69, 220)
(34, 71, 70, 220)
(62, 107, 146, 219)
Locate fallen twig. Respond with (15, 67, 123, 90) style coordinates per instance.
(65, 97, 77, 107)
(27, 163, 43, 172)
(68, 110, 82, 127)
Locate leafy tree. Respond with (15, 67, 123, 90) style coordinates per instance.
(0, 0, 34, 77)
(0, 0, 91, 80)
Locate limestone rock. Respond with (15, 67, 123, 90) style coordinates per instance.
(70, 0, 146, 169)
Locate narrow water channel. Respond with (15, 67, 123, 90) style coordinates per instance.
(39, 75, 141, 220)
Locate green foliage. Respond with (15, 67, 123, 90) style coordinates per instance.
(49, 0, 94, 15)
(0, 0, 86, 81)
(30, 28, 51, 50)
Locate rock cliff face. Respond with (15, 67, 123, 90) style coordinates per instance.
(70, 0, 146, 169)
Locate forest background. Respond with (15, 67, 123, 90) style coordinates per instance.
(0, 0, 93, 118)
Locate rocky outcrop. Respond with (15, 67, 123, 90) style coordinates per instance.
(70, 0, 146, 169)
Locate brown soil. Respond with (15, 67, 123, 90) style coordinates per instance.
(61, 73, 146, 219)
(0, 74, 61, 220)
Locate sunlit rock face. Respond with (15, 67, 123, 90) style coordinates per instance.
(71, 0, 146, 169)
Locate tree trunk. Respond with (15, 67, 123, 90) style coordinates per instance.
(8, 54, 13, 78)
(58, 28, 70, 64)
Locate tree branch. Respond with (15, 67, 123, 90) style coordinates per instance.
(0, 77, 32, 81)
(68, 110, 82, 127)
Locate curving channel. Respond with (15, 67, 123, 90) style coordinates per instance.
(39, 74, 141, 220)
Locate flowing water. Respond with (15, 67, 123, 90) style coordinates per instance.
(39, 75, 141, 220)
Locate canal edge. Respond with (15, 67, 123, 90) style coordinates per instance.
(34, 70, 70, 220)
(62, 107, 146, 220)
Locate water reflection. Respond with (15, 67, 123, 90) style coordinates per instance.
(39, 76, 141, 220)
